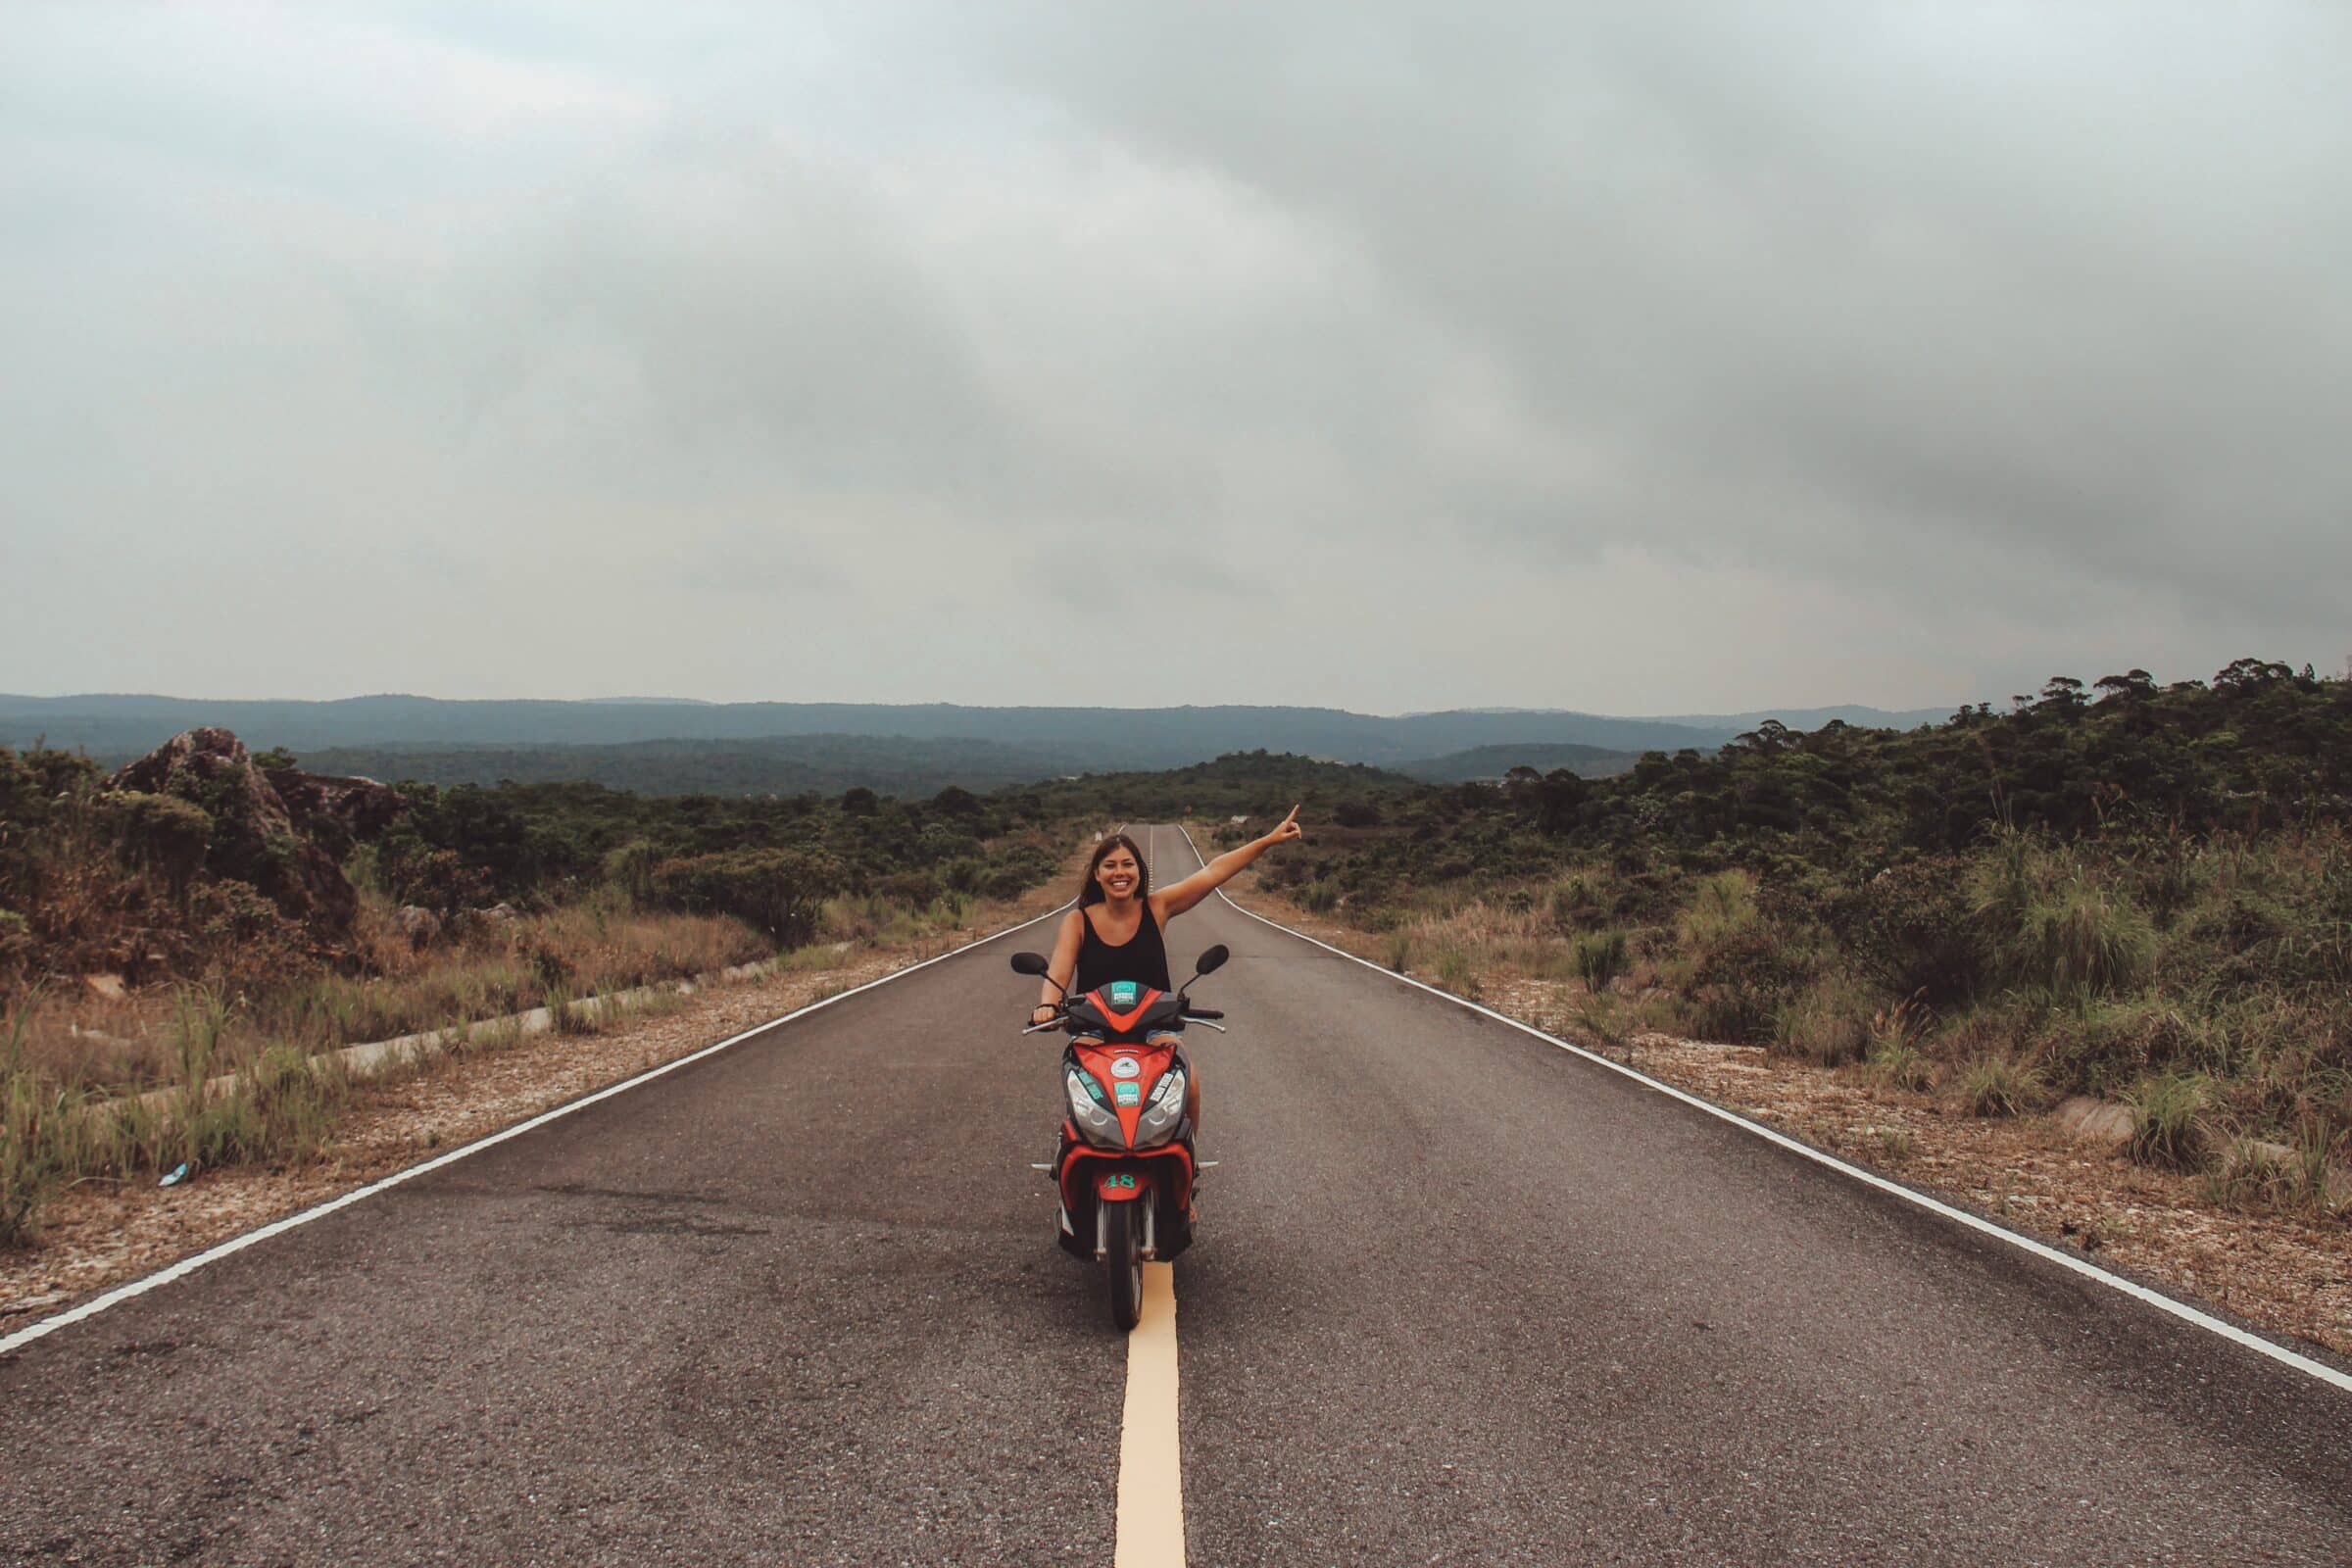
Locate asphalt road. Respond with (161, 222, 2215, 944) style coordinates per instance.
(5, 824, 2350, 1565)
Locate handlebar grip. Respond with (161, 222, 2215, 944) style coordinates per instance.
(1184, 1008, 1224, 1020)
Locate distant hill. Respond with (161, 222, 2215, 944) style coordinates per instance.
(1648, 705, 1954, 732)
(294, 735, 1084, 799)
(0, 693, 1955, 793)
(1393, 743, 1639, 783)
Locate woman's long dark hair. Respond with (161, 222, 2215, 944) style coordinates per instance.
(1076, 832, 1152, 908)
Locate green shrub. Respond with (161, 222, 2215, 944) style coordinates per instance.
(1433, 945, 1479, 999)
(2038, 996, 2217, 1096)
(2010, 883, 2152, 999)
(2125, 1072, 2210, 1169)
(103, 790, 213, 901)
(1679, 870, 1760, 954)
(602, 839, 662, 906)
(1957, 1054, 2045, 1117)
(650, 849, 841, 946)
(2, 997, 62, 1247)
(1573, 928, 1629, 993)
(1823, 856, 1995, 1007)
(1772, 975, 1875, 1066)
(1548, 868, 1616, 932)
(1680, 925, 1813, 1047)
(1865, 1033, 1934, 1093)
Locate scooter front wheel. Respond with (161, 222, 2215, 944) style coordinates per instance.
(1103, 1200, 1144, 1331)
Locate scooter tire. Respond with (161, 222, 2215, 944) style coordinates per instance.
(1104, 1201, 1144, 1332)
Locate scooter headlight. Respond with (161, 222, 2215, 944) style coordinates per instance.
(1135, 1067, 1188, 1148)
(1066, 1067, 1116, 1136)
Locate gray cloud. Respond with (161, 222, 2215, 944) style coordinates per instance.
(3, 3, 2345, 712)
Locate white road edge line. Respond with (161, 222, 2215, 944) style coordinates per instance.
(1, 902, 1073, 1359)
(1172, 823, 2352, 1396)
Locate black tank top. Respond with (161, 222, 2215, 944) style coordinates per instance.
(1074, 902, 1173, 995)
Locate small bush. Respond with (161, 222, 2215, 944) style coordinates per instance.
(1433, 945, 1479, 999)
(1823, 857, 1995, 1007)
(2, 996, 63, 1247)
(651, 849, 840, 946)
(2125, 1072, 2210, 1169)
(1548, 868, 1616, 932)
(1384, 929, 1413, 972)
(1957, 1055, 2045, 1117)
(2048, 996, 2222, 1096)
(2199, 1127, 2344, 1216)
(1568, 991, 1632, 1049)
(2011, 884, 2152, 1000)
(1679, 870, 1760, 955)
(1772, 975, 1875, 1066)
(1573, 928, 1629, 993)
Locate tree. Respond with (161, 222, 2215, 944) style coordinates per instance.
(930, 785, 981, 818)
(2214, 657, 2291, 691)
(2036, 676, 2087, 714)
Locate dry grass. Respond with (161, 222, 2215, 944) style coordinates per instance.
(16, 891, 769, 1096)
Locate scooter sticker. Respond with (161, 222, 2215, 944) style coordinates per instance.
(1109, 1056, 1142, 1079)
(1114, 1081, 1142, 1106)
(1108, 980, 1141, 1008)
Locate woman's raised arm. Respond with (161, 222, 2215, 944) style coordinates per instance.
(1153, 807, 1304, 921)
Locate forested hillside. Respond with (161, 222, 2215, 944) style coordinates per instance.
(1230, 661, 2352, 1214)
(293, 735, 1080, 800)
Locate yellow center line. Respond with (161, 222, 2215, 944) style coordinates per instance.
(1114, 1261, 1186, 1567)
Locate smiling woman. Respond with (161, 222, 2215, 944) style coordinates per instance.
(1030, 815, 1304, 1138)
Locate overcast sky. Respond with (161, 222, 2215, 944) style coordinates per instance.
(3, 3, 2345, 714)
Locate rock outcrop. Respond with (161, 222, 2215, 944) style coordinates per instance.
(266, 766, 406, 845)
(109, 728, 386, 945)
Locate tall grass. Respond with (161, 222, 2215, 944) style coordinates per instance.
(2125, 1072, 2210, 1169)
(2010, 884, 2152, 999)
(1679, 870, 1761, 952)
(1573, 929, 1629, 993)
(17, 895, 774, 1096)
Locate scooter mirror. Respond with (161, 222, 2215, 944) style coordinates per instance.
(1194, 944, 1230, 976)
(1008, 951, 1050, 976)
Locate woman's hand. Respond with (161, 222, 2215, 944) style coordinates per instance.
(1262, 805, 1304, 847)
(1030, 1004, 1059, 1028)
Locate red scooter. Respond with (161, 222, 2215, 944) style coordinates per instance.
(1010, 945, 1229, 1330)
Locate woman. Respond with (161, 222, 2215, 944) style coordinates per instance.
(1031, 810, 1305, 1134)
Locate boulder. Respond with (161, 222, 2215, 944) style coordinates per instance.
(266, 766, 406, 843)
(396, 905, 444, 949)
(2056, 1095, 2134, 1147)
(109, 728, 360, 943)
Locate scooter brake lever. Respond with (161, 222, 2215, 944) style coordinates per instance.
(1182, 1018, 1228, 1033)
